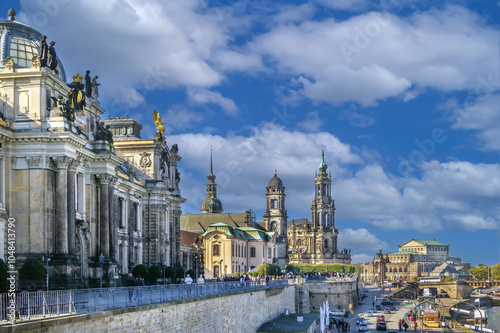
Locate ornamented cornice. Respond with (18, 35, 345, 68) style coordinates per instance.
(67, 158, 81, 172)
(26, 156, 42, 169)
(96, 174, 118, 185)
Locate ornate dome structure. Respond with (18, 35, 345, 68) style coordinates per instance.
(0, 8, 66, 81)
(268, 169, 283, 189)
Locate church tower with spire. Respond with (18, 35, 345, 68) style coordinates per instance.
(200, 148, 223, 213)
(311, 149, 335, 229)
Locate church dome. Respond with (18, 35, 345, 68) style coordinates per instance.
(201, 196, 223, 213)
(0, 9, 66, 81)
(268, 170, 283, 189)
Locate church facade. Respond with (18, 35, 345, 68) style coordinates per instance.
(0, 10, 184, 288)
(286, 150, 351, 265)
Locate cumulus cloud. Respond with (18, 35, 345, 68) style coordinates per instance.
(298, 111, 322, 131)
(187, 88, 239, 115)
(338, 228, 388, 252)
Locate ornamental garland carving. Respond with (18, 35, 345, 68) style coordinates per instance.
(139, 152, 152, 168)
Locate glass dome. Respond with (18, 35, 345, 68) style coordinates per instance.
(0, 9, 66, 81)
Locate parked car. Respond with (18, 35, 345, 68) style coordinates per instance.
(358, 301, 365, 305)
(358, 323, 369, 332)
(377, 315, 385, 322)
(330, 309, 344, 316)
(381, 301, 394, 306)
(376, 322, 387, 331)
(384, 308, 391, 314)
(356, 317, 365, 325)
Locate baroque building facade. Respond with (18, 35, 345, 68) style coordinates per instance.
(0, 11, 184, 288)
(359, 239, 470, 283)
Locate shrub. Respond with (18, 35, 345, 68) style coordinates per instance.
(132, 264, 149, 280)
(176, 267, 185, 281)
(148, 266, 162, 284)
(186, 269, 196, 278)
(165, 266, 176, 283)
(19, 260, 46, 281)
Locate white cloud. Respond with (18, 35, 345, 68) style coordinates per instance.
(298, 111, 322, 131)
(338, 228, 389, 252)
(351, 253, 374, 264)
(187, 88, 239, 115)
(248, 6, 498, 106)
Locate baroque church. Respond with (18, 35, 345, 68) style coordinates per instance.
(180, 148, 351, 277)
(0, 10, 184, 288)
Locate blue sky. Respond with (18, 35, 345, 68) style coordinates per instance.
(3, 0, 499, 265)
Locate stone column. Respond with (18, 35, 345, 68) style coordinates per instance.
(67, 159, 80, 255)
(53, 157, 73, 254)
(97, 175, 110, 257)
(96, 174, 117, 258)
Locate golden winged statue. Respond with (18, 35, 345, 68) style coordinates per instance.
(153, 109, 166, 137)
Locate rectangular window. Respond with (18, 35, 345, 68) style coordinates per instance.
(250, 247, 256, 257)
(232, 243, 234, 257)
(118, 198, 124, 228)
(268, 248, 271, 258)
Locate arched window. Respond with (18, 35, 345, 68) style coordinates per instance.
(404, 267, 408, 273)
(399, 267, 403, 273)
(213, 244, 220, 256)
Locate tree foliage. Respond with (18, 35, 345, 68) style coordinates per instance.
(19, 259, 46, 281)
(176, 267, 185, 279)
(256, 264, 281, 276)
(165, 266, 176, 283)
(186, 269, 196, 278)
(148, 265, 162, 284)
(491, 263, 500, 280)
(468, 265, 489, 280)
(283, 263, 356, 275)
(132, 264, 149, 280)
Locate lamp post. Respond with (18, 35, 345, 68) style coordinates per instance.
(161, 259, 166, 285)
(194, 255, 199, 280)
(99, 253, 105, 289)
(42, 254, 52, 291)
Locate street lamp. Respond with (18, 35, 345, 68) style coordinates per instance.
(161, 259, 166, 285)
(99, 253, 105, 289)
(42, 254, 53, 291)
(194, 255, 199, 280)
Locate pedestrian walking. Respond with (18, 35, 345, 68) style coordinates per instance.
(126, 273, 134, 301)
(134, 275, 145, 303)
(197, 274, 204, 296)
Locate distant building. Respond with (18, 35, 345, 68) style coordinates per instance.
(359, 239, 469, 283)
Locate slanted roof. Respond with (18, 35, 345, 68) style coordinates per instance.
(201, 223, 273, 242)
(387, 251, 419, 255)
(181, 213, 267, 234)
(180, 230, 199, 246)
(256, 313, 317, 333)
(413, 239, 448, 246)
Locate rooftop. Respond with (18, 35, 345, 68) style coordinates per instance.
(256, 313, 317, 333)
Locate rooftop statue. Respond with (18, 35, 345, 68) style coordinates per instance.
(85, 70, 92, 98)
(153, 109, 166, 138)
(91, 75, 100, 100)
(48, 41, 58, 71)
(68, 73, 86, 116)
(39, 36, 48, 68)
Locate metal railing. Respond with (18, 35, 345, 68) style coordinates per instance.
(0, 279, 289, 323)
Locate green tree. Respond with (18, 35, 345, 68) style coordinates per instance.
(469, 265, 489, 280)
(132, 264, 149, 280)
(148, 266, 162, 284)
(176, 267, 185, 281)
(19, 259, 46, 281)
(165, 266, 176, 283)
(0, 259, 8, 293)
(491, 263, 500, 280)
(186, 269, 196, 278)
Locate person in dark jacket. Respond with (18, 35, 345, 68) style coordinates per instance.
(126, 273, 135, 301)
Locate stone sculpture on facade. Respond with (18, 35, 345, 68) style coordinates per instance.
(39, 35, 48, 67)
(50, 95, 75, 122)
(91, 76, 100, 100)
(85, 70, 92, 98)
(95, 121, 113, 143)
(68, 73, 86, 116)
(48, 41, 58, 71)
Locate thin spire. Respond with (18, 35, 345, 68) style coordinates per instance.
(274, 169, 277, 175)
(322, 148, 325, 162)
(210, 145, 213, 174)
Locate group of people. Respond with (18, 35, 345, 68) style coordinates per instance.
(398, 318, 410, 331)
(126, 273, 145, 303)
(329, 317, 350, 332)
